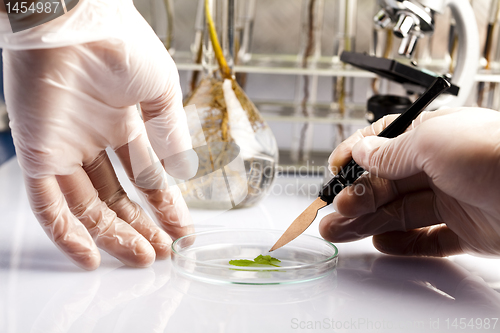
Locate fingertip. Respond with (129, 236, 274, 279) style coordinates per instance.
(124, 204, 174, 260)
(158, 191, 195, 240)
(328, 149, 352, 176)
(176, 223, 195, 239)
(331, 190, 358, 218)
(351, 136, 389, 170)
(327, 151, 338, 176)
(319, 213, 345, 243)
(51, 225, 102, 270)
(72, 250, 101, 271)
(179, 227, 196, 246)
(129, 240, 156, 268)
(105, 228, 157, 268)
(372, 231, 422, 256)
(331, 196, 339, 213)
(319, 216, 333, 242)
(154, 248, 170, 260)
(328, 164, 335, 176)
(372, 233, 397, 255)
(163, 148, 199, 180)
(149, 230, 172, 260)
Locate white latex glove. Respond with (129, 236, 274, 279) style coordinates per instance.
(4, 1, 197, 270)
(0, 0, 133, 49)
(320, 108, 500, 258)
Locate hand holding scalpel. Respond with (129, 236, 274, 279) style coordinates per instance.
(270, 76, 451, 252)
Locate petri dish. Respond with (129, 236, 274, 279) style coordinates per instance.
(171, 229, 338, 285)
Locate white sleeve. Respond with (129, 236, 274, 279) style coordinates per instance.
(0, 0, 139, 50)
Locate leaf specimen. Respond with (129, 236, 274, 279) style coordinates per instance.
(229, 255, 281, 268)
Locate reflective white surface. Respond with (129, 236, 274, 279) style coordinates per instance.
(1, 156, 500, 333)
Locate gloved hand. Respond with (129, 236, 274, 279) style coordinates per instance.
(320, 108, 500, 258)
(3, 1, 197, 269)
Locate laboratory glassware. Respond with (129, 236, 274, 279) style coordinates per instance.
(181, 0, 279, 209)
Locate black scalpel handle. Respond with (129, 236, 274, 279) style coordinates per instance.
(319, 76, 451, 205)
(319, 160, 365, 204)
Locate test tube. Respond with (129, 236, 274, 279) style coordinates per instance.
(477, 0, 500, 107)
(188, 0, 207, 95)
(331, 0, 357, 146)
(162, 0, 174, 52)
(489, 0, 500, 110)
(291, 0, 325, 164)
(235, 0, 256, 88)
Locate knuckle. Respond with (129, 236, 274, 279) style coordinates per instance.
(34, 198, 65, 229)
(104, 188, 144, 225)
(366, 144, 383, 171)
(87, 208, 115, 238)
(82, 151, 108, 174)
(120, 200, 143, 226)
(103, 187, 128, 208)
(71, 196, 116, 237)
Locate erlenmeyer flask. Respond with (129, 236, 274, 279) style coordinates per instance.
(181, 0, 278, 209)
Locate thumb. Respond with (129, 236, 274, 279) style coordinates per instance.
(351, 132, 423, 180)
(140, 88, 199, 181)
(133, 39, 198, 181)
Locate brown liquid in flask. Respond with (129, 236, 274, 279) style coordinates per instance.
(179, 0, 278, 209)
(182, 76, 278, 209)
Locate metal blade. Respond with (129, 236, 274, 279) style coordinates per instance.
(269, 197, 328, 252)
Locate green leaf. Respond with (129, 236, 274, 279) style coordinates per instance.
(253, 255, 281, 266)
(228, 259, 258, 267)
(229, 255, 281, 268)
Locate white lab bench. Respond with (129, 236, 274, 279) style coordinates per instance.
(1, 156, 500, 333)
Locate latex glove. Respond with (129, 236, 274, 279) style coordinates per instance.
(0, 1, 132, 50)
(320, 108, 500, 258)
(4, 1, 197, 270)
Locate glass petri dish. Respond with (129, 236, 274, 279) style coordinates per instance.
(171, 229, 338, 285)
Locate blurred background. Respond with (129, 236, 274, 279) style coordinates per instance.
(0, 0, 498, 172)
(132, 0, 499, 170)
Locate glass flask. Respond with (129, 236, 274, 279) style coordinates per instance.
(180, 0, 278, 210)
